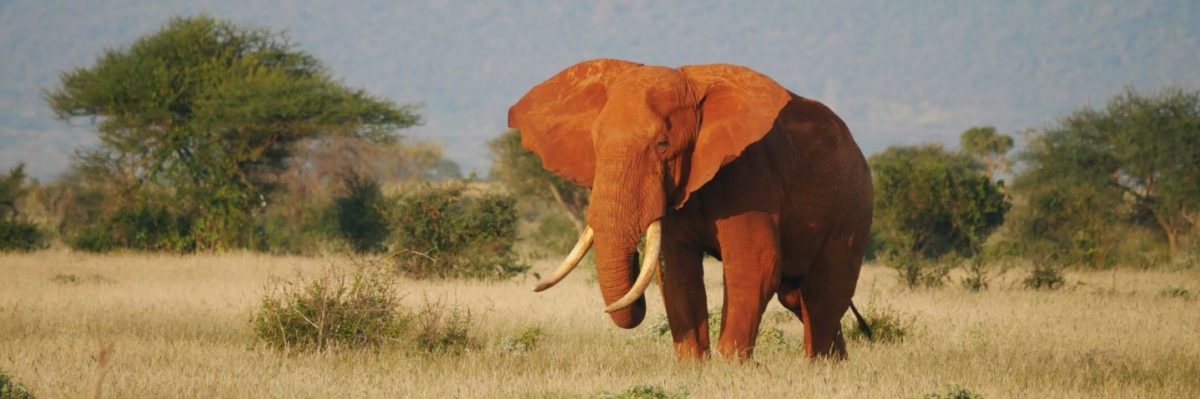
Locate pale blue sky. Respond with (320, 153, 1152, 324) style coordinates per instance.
(2, 0, 1198, 179)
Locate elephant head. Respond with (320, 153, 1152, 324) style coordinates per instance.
(508, 59, 791, 328)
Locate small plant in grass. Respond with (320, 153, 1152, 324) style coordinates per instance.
(1159, 286, 1193, 300)
(1023, 260, 1065, 290)
(922, 384, 983, 399)
(411, 298, 475, 354)
(49, 273, 112, 285)
(960, 259, 989, 292)
(251, 262, 408, 351)
(499, 326, 545, 354)
(843, 303, 914, 343)
(594, 384, 682, 399)
(0, 370, 35, 399)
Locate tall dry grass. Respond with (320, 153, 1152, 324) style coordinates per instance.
(1, 251, 1197, 398)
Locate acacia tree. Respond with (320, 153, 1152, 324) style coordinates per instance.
(46, 15, 419, 250)
(1015, 87, 1200, 259)
(488, 129, 588, 230)
(870, 145, 1010, 287)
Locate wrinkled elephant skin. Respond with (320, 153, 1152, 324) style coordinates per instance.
(509, 59, 872, 360)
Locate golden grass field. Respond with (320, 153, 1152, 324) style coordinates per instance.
(1, 251, 1198, 398)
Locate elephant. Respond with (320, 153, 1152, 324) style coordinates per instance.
(509, 59, 873, 360)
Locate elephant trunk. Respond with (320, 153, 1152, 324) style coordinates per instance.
(587, 173, 664, 329)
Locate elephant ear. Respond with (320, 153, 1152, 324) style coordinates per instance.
(508, 59, 643, 188)
(677, 64, 791, 207)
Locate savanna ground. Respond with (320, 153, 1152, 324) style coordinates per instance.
(1, 252, 1198, 398)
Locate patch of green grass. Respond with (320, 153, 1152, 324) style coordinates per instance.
(843, 303, 915, 344)
(498, 326, 545, 354)
(921, 384, 983, 399)
(0, 370, 35, 399)
(594, 384, 684, 399)
(1159, 286, 1193, 300)
(49, 273, 112, 285)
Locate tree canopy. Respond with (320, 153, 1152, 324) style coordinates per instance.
(1013, 87, 1200, 261)
(870, 144, 1010, 286)
(960, 126, 1014, 180)
(45, 15, 420, 250)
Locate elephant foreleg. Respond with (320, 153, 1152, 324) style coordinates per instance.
(660, 241, 709, 360)
(714, 213, 782, 360)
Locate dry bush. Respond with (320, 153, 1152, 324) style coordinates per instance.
(251, 262, 408, 351)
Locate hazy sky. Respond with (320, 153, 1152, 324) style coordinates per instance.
(2, 0, 1198, 180)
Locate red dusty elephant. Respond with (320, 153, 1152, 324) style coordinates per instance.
(509, 59, 873, 360)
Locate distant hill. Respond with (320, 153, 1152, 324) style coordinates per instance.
(2, 0, 1198, 180)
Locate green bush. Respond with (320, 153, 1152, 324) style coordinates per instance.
(253, 201, 335, 255)
(68, 201, 193, 253)
(0, 220, 46, 252)
(390, 183, 527, 279)
(411, 299, 475, 354)
(0, 370, 35, 399)
(498, 326, 545, 354)
(922, 385, 983, 399)
(252, 263, 408, 351)
(594, 385, 682, 399)
(843, 304, 914, 344)
(69, 227, 117, 252)
(332, 174, 391, 253)
(869, 145, 1009, 288)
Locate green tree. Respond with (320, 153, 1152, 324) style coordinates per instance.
(1014, 87, 1200, 259)
(0, 164, 48, 252)
(488, 129, 588, 231)
(0, 164, 30, 221)
(960, 126, 1014, 180)
(870, 145, 1011, 287)
(45, 15, 419, 251)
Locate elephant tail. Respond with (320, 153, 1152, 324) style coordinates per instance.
(849, 301, 874, 342)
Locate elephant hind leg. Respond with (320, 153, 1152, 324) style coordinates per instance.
(778, 236, 863, 359)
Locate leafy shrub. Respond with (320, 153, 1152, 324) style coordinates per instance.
(0, 370, 35, 399)
(499, 326, 545, 354)
(390, 183, 527, 279)
(594, 385, 681, 399)
(69, 227, 117, 252)
(332, 174, 391, 253)
(0, 220, 46, 252)
(411, 298, 475, 354)
(843, 304, 913, 344)
(1022, 261, 1065, 290)
(252, 263, 408, 351)
(869, 145, 1010, 288)
(69, 201, 193, 253)
(922, 385, 984, 399)
(253, 201, 335, 255)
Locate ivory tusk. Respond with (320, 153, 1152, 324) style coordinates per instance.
(604, 220, 661, 313)
(532, 226, 594, 292)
